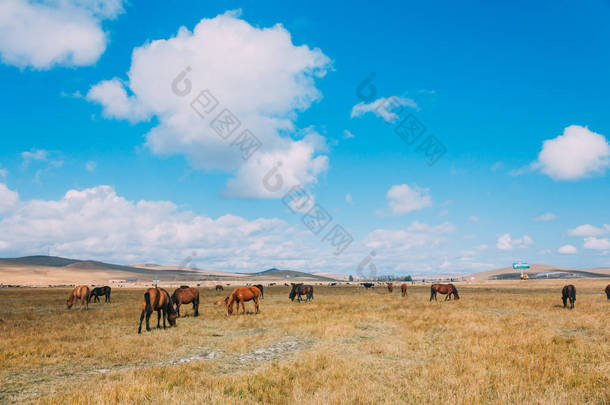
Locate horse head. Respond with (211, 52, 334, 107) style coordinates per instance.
(288, 284, 298, 301)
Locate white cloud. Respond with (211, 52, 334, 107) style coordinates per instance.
(533, 125, 610, 180)
(0, 0, 124, 69)
(345, 193, 352, 204)
(0, 184, 314, 269)
(86, 79, 150, 123)
(583, 237, 610, 251)
(386, 184, 432, 215)
(350, 96, 417, 123)
(496, 233, 533, 251)
(468, 216, 480, 223)
(365, 221, 455, 251)
(558, 244, 577, 254)
(533, 212, 556, 222)
(0, 183, 19, 214)
(87, 11, 331, 199)
(568, 224, 609, 237)
(343, 129, 355, 139)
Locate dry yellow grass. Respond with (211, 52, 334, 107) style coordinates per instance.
(1, 280, 608, 404)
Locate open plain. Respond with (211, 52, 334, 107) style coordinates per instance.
(1, 280, 608, 404)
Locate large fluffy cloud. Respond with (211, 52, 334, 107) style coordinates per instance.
(87, 10, 331, 198)
(0, 0, 124, 69)
(568, 224, 610, 237)
(0, 184, 317, 269)
(385, 184, 432, 215)
(534, 125, 610, 180)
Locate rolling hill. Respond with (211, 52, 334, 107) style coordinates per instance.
(468, 264, 610, 281)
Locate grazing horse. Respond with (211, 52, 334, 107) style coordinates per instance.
(138, 288, 177, 333)
(361, 282, 374, 289)
(387, 283, 393, 293)
(254, 284, 264, 299)
(605, 284, 610, 300)
(562, 285, 576, 309)
(226, 286, 260, 315)
(289, 283, 314, 302)
(430, 283, 460, 301)
(401, 283, 407, 297)
(67, 285, 91, 310)
(215, 284, 224, 291)
(171, 286, 199, 317)
(89, 286, 111, 303)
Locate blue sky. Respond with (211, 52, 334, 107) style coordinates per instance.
(0, 0, 609, 275)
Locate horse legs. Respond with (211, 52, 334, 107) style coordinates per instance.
(562, 297, 567, 308)
(430, 290, 436, 302)
(157, 310, 162, 328)
(138, 310, 146, 333)
(162, 308, 167, 329)
(176, 303, 181, 318)
(241, 300, 246, 315)
(145, 310, 152, 332)
(106, 293, 110, 303)
(193, 297, 199, 317)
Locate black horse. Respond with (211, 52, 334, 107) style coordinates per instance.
(289, 283, 313, 302)
(89, 286, 111, 303)
(254, 284, 264, 299)
(361, 282, 374, 289)
(562, 285, 576, 309)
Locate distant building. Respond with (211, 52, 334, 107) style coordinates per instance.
(109, 279, 127, 283)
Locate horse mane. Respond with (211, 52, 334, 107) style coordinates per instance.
(165, 291, 177, 314)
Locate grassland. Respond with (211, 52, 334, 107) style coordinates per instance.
(0, 280, 608, 404)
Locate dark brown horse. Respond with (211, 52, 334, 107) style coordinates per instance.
(562, 285, 576, 309)
(401, 283, 407, 297)
(89, 286, 111, 303)
(387, 283, 393, 293)
(254, 284, 264, 299)
(361, 282, 374, 289)
(67, 285, 91, 310)
(171, 286, 199, 317)
(605, 284, 610, 300)
(215, 284, 224, 291)
(226, 286, 260, 315)
(289, 283, 313, 302)
(138, 288, 177, 333)
(430, 283, 459, 301)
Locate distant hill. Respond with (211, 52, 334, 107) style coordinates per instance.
(468, 264, 610, 280)
(0, 256, 337, 286)
(250, 268, 336, 281)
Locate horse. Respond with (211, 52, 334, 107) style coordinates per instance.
(289, 283, 314, 302)
(330, 282, 337, 286)
(430, 283, 459, 301)
(387, 283, 393, 293)
(605, 284, 610, 300)
(89, 286, 111, 303)
(171, 286, 199, 317)
(215, 285, 224, 291)
(562, 285, 576, 309)
(361, 283, 374, 289)
(67, 285, 91, 310)
(138, 288, 177, 333)
(401, 283, 407, 297)
(226, 286, 260, 315)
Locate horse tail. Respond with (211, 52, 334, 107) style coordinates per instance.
(144, 291, 152, 313)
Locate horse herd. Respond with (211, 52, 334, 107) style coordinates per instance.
(64, 282, 610, 333)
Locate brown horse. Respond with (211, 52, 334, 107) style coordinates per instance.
(215, 284, 224, 291)
(430, 283, 459, 301)
(562, 285, 576, 309)
(605, 284, 610, 300)
(67, 285, 91, 310)
(401, 283, 408, 297)
(226, 286, 260, 315)
(171, 286, 199, 317)
(138, 288, 177, 333)
(387, 283, 393, 293)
